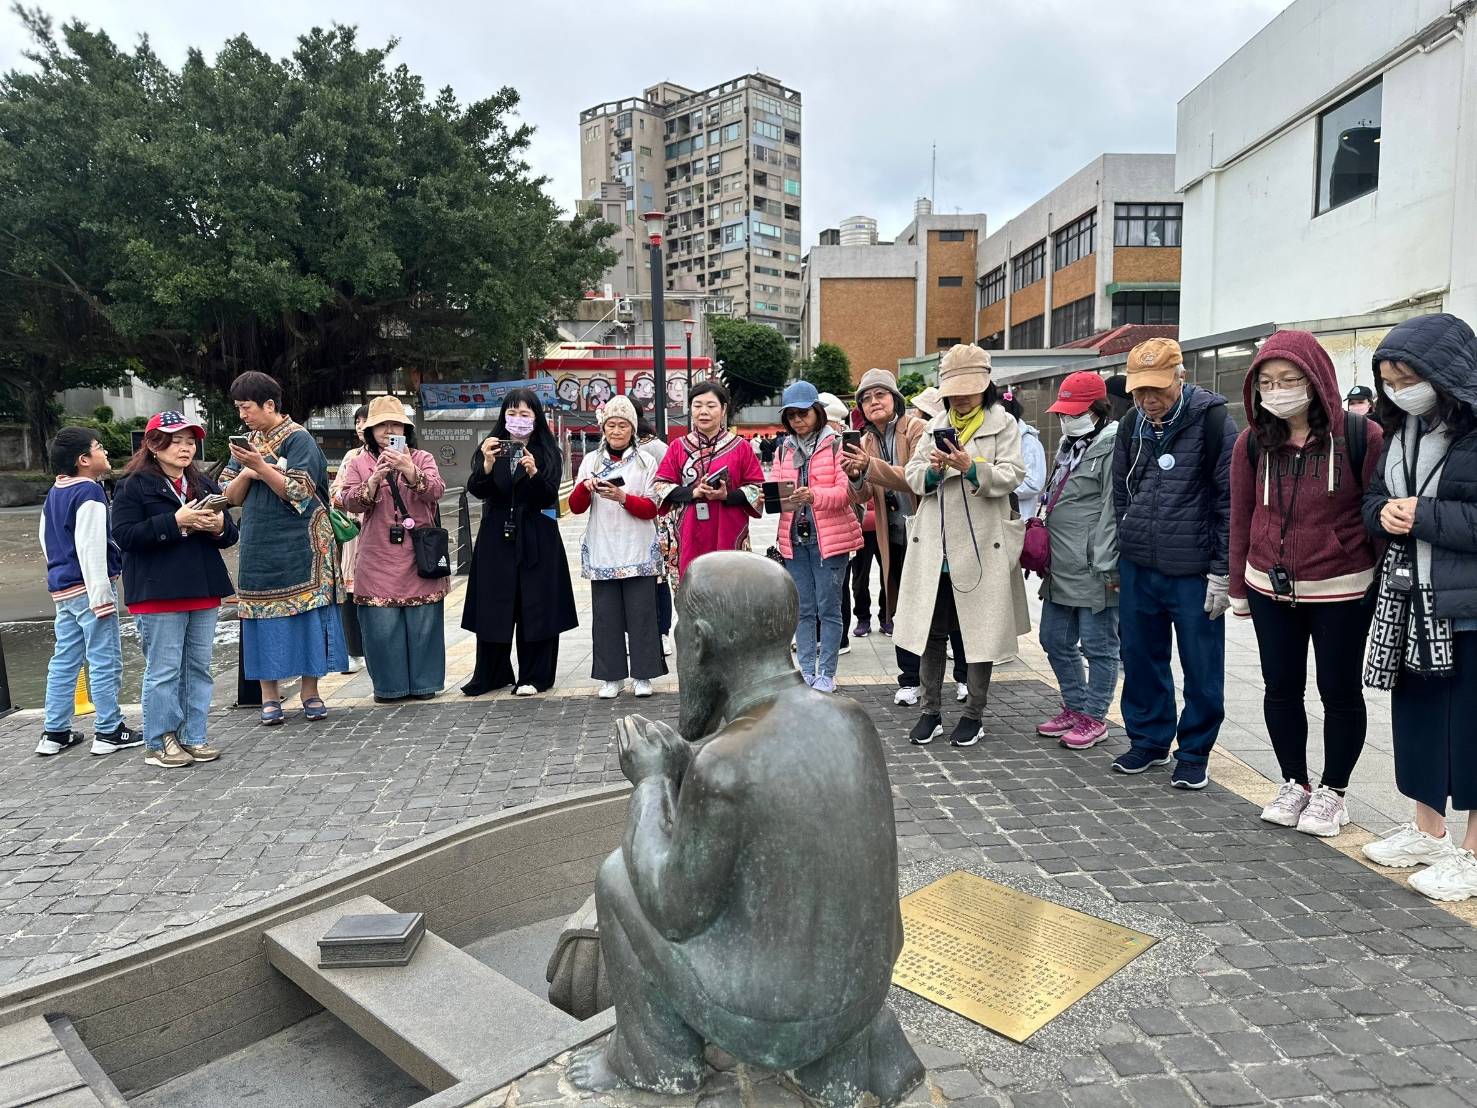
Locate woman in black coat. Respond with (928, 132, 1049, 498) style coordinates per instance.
(112, 416, 238, 768)
(1359, 313, 1477, 902)
(460, 389, 578, 695)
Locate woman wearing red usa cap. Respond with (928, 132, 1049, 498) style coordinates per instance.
(111, 411, 238, 768)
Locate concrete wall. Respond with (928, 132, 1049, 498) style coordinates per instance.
(1176, 0, 1475, 336)
(0, 787, 630, 1096)
(925, 229, 979, 351)
(818, 278, 918, 382)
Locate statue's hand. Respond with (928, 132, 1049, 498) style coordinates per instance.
(617, 714, 688, 784)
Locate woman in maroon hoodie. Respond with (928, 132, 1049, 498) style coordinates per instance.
(1229, 330, 1384, 838)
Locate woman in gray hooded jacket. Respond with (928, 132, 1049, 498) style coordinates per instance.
(1035, 372, 1120, 750)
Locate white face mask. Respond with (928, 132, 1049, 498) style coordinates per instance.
(1059, 413, 1097, 439)
(1388, 381, 1438, 417)
(1259, 389, 1312, 420)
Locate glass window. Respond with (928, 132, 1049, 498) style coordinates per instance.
(1114, 203, 1183, 247)
(1011, 241, 1047, 290)
(937, 230, 966, 242)
(1317, 80, 1382, 214)
(1010, 315, 1045, 348)
(783, 178, 800, 196)
(1051, 296, 1095, 344)
(936, 337, 962, 350)
(753, 120, 781, 141)
(721, 123, 742, 143)
(978, 266, 1006, 308)
(1110, 290, 1180, 326)
(937, 276, 964, 287)
(1053, 211, 1096, 270)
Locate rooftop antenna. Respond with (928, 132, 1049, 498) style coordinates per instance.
(931, 143, 936, 204)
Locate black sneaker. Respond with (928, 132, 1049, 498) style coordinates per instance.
(908, 713, 943, 746)
(949, 718, 984, 747)
(36, 730, 85, 756)
(91, 724, 143, 756)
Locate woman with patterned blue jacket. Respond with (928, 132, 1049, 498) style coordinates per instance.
(568, 397, 668, 700)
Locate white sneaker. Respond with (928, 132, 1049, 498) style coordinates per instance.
(1260, 780, 1311, 827)
(1361, 822, 1460, 868)
(1297, 786, 1350, 837)
(633, 680, 654, 698)
(513, 684, 538, 697)
(838, 642, 852, 656)
(342, 656, 361, 674)
(955, 682, 968, 703)
(662, 635, 673, 657)
(598, 681, 622, 699)
(894, 686, 920, 707)
(1410, 849, 1477, 902)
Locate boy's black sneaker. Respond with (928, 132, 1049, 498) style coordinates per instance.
(91, 724, 143, 756)
(949, 718, 984, 747)
(908, 713, 943, 746)
(36, 730, 85, 756)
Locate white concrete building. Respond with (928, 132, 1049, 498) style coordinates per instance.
(974, 154, 1180, 351)
(1177, 0, 1477, 387)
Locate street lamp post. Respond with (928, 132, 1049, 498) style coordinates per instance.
(682, 318, 696, 424)
(642, 211, 668, 439)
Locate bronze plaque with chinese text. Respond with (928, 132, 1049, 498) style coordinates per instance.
(893, 871, 1156, 1041)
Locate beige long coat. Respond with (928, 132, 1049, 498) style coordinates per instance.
(849, 412, 928, 616)
(893, 404, 1031, 663)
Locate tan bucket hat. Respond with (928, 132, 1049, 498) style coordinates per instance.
(937, 343, 992, 398)
(362, 394, 415, 429)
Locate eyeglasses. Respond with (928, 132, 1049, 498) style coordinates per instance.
(1257, 375, 1307, 392)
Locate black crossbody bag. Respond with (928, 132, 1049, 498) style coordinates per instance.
(387, 473, 451, 579)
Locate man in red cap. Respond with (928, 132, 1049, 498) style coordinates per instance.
(1034, 373, 1122, 751)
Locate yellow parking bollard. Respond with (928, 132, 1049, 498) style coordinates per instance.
(74, 667, 95, 716)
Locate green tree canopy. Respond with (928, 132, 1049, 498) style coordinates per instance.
(897, 371, 927, 398)
(803, 342, 852, 397)
(709, 317, 790, 412)
(0, 8, 615, 447)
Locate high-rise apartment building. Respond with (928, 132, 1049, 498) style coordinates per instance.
(579, 73, 804, 347)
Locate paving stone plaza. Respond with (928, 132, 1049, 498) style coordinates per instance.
(2, 513, 1476, 1105)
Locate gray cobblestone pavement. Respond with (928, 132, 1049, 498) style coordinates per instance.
(3, 679, 1477, 1105)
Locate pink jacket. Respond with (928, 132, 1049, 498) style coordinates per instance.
(772, 429, 864, 560)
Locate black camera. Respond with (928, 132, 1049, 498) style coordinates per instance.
(884, 491, 900, 513)
(1388, 550, 1414, 594)
(388, 524, 405, 545)
(796, 517, 814, 543)
(502, 516, 517, 542)
(1269, 563, 1292, 597)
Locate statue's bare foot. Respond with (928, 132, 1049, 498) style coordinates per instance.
(568, 1042, 628, 1092)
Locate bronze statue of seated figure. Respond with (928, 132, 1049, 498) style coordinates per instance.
(569, 551, 924, 1107)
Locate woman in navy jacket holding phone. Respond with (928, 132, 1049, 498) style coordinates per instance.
(112, 412, 238, 768)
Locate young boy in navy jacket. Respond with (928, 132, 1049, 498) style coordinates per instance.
(37, 428, 139, 756)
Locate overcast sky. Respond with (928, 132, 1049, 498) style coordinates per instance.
(1, 0, 1292, 246)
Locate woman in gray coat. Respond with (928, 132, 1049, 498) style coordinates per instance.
(1035, 373, 1121, 750)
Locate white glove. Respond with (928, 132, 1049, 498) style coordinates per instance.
(1204, 574, 1231, 620)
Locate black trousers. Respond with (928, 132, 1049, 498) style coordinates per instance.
(463, 585, 560, 692)
(591, 578, 668, 682)
(1392, 632, 1477, 812)
(919, 574, 992, 720)
(1247, 591, 1373, 791)
(339, 597, 364, 659)
(656, 580, 673, 636)
(851, 531, 884, 622)
(891, 539, 965, 687)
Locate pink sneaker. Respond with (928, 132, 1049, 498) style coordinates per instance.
(1037, 708, 1077, 737)
(1060, 713, 1108, 750)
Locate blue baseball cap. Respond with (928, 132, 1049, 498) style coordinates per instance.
(780, 380, 821, 413)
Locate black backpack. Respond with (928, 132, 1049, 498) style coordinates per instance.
(1116, 398, 1231, 488)
(1244, 411, 1369, 490)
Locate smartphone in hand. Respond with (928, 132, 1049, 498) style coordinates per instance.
(932, 428, 960, 452)
(196, 493, 230, 512)
(762, 479, 796, 514)
(601, 475, 626, 488)
(387, 434, 407, 453)
(842, 429, 862, 450)
(704, 466, 730, 488)
(228, 435, 251, 450)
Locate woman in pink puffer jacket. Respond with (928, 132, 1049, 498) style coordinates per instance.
(772, 381, 863, 692)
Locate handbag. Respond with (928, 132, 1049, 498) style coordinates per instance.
(1020, 471, 1069, 575)
(388, 472, 451, 579)
(327, 507, 360, 544)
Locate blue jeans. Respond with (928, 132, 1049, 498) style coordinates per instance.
(1118, 559, 1225, 766)
(136, 607, 220, 750)
(44, 591, 123, 734)
(1039, 599, 1120, 721)
(786, 544, 849, 679)
(357, 602, 446, 698)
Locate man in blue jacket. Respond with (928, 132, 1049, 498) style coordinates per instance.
(1111, 338, 1236, 790)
